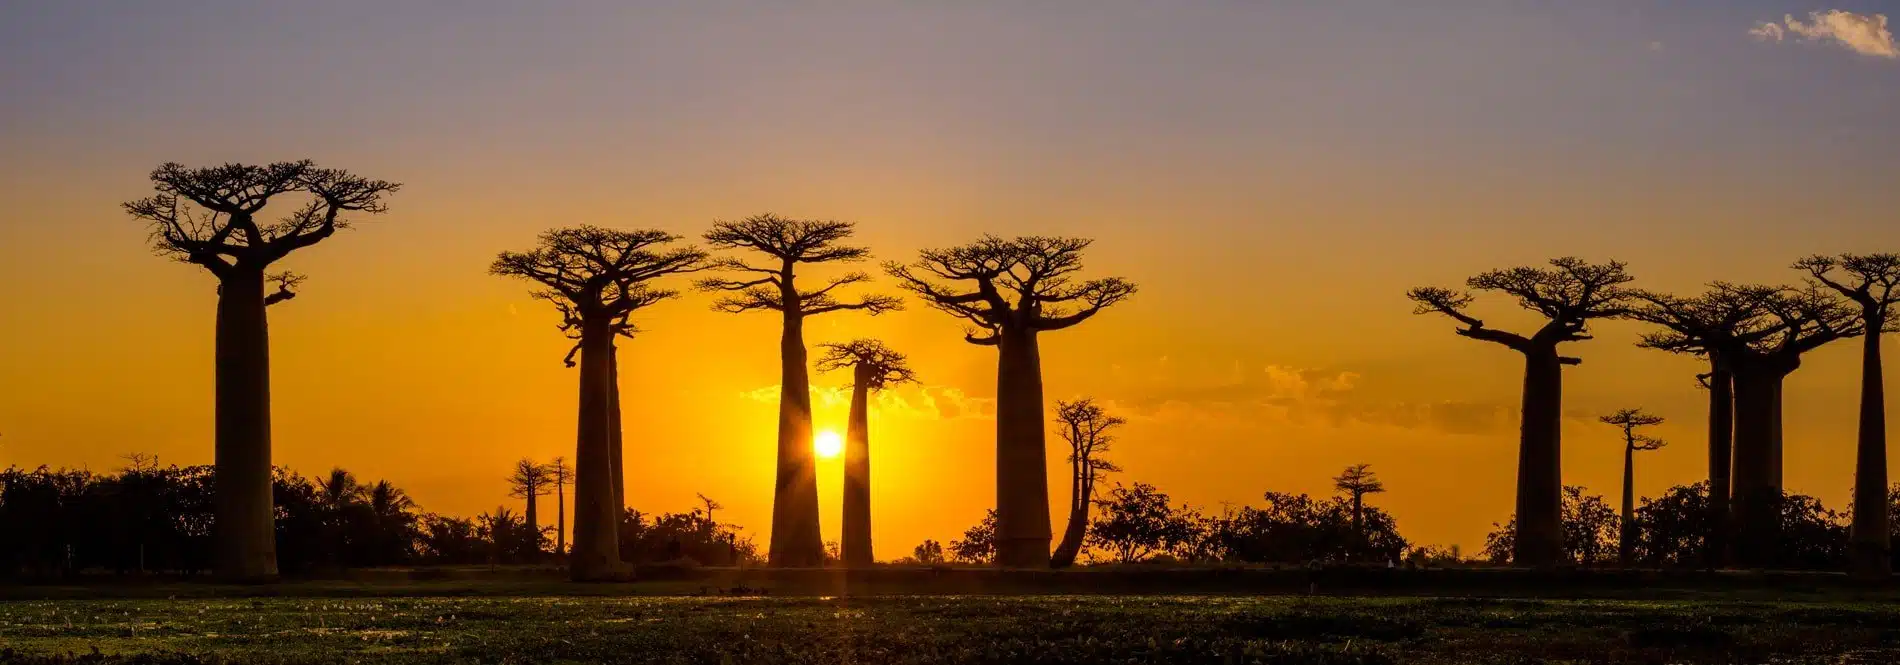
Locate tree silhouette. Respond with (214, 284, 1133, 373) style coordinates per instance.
(1796, 253, 1900, 578)
(548, 457, 573, 555)
(888, 236, 1136, 567)
(1333, 464, 1387, 562)
(1600, 409, 1667, 568)
(815, 339, 917, 567)
(698, 214, 901, 567)
(1407, 257, 1634, 567)
(1722, 286, 1861, 567)
(507, 459, 554, 561)
(317, 468, 365, 568)
(1049, 398, 1124, 568)
(491, 226, 705, 580)
(949, 510, 999, 564)
(550, 301, 634, 516)
(1627, 284, 1776, 568)
(911, 539, 946, 565)
(123, 161, 399, 580)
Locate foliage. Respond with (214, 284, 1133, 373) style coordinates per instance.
(1211, 491, 1408, 564)
(949, 511, 997, 564)
(1482, 486, 1619, 565)
(616, 508, 760, 566)
(911, 539, 946, 565)
(1086, 483, 1203, 563)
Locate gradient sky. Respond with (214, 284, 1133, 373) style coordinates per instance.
(2, 1, 1897, 558)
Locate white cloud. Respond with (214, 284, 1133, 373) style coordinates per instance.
(1752, 10, 1898, 58)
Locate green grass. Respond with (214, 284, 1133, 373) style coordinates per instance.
(4, 595, 1900, 664)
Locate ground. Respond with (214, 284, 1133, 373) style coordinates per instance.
(4, 586, 1900, 664)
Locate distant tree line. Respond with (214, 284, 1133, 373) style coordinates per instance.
(0, 460, 759, 578)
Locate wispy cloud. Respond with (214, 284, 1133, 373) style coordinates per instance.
(1751, 10, 1898, 58)
(1101, 362, 1523, 436)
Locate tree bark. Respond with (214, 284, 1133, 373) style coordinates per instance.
(1513, 349, 1566, 567)
(842, 368, 873, 567)
(608, 344, 625, 523)
(1706, 363, 1733, 569)
(1730, 366, 1785, 569)
(768, 310, 824, 567)
(1050, 451, 1089, 568)
(525, 491, 539, 561)
(994, 327, 1052, 568)
(556, 477, 566, 556)
(213, 267, 279, 581)
(1849, 324, 1890, 578)
(569, 320, 623, 580)
(1619, 443, 1635, 568)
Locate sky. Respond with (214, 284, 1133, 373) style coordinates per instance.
(1, 1, 1897, 559)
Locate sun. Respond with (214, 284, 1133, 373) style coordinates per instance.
(814, 430, 844, 459)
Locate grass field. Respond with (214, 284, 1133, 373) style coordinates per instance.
(4, 592, 1900, 664)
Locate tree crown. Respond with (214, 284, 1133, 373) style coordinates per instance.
(1407, 257, 1633, 357)
(123, 160, 400, 277)
(886, 235, 1136, 345)
(814, 339, 917, 391)
(696, 214, 903, 317)
(490, 225, 707, 324)
(1333, 463, 1386, 496)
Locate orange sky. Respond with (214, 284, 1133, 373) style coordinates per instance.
(2, 3, 1898, 558)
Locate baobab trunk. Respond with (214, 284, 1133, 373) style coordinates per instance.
(1730, 367, 1784, 569)
(1351, 494, 1365, 561)
(768, 310, 824, 567)
(1050, 456, 1089, 568)
(608, 344, 625, 519)
(994, 328, 1052, 568)
(213, 266, 279, 580)
(1849, 325, 1890, 578)
(569, 320, 623, 580)
(556, 478, 566, 556)
(841, 365, 873, 567)
(1513, 350, 1565, 567)
(1706, 364, 1733, 569)
(525, 490, 540, 560)
(1619, 443, 1636, 568)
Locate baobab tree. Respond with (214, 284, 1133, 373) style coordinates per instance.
(1049, 398, 1124, 568)
(491, 226, 706, 580)
(888, 236, 1137, 567)
(1795, 253, 1900, 578)
(1407, 257, 1635, 567)
(123, 160, 399, 580)
(1333, 463, 1387, 561)
(1600, 408, 1666, 568)
(697, 214, 902, 567)
(552, 300, 634, 514)
(507, 459, 554, 559)
(1628, 284, 1779, 568)
(549, 457, 573, 555)
(815, 339, 917, 567)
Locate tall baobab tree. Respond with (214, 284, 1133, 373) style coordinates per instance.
(1333, 463, 1387, 561)
(888, 236, 1137, 567)
(123, 160, 399, 580)
(1795, 253, 1900, 578)
(697, 214, 902, 567)
(1628, 284, 1778, 568)
(1407, 257, 1635, 567)
(1600, 409, 1666, 568)
(1049, 398, 1124, 568)
(815, 339, 917, 567)
(548, 457, 573, 555)
(1726, 286, 1861, 567)
(507, 459, 554, 559)
(491, 226, 705, 580)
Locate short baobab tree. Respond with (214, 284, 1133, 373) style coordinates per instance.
(1333, 463, 1387, 561)
(491, 226, 706, 580)
(507, 459, 554, 560)
(1600, 409, 1666, 568)
(1628, 283, 1779, 568)
(1796, 254, 1900, 578)
(1407, 257, 1634, 567)
(123, 160, 399, 580)
(697, 214, 902, 568)
(888, 236, 1136, 568)
(815, 339, 917, 567)
(1049, 398, 1124, 568)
